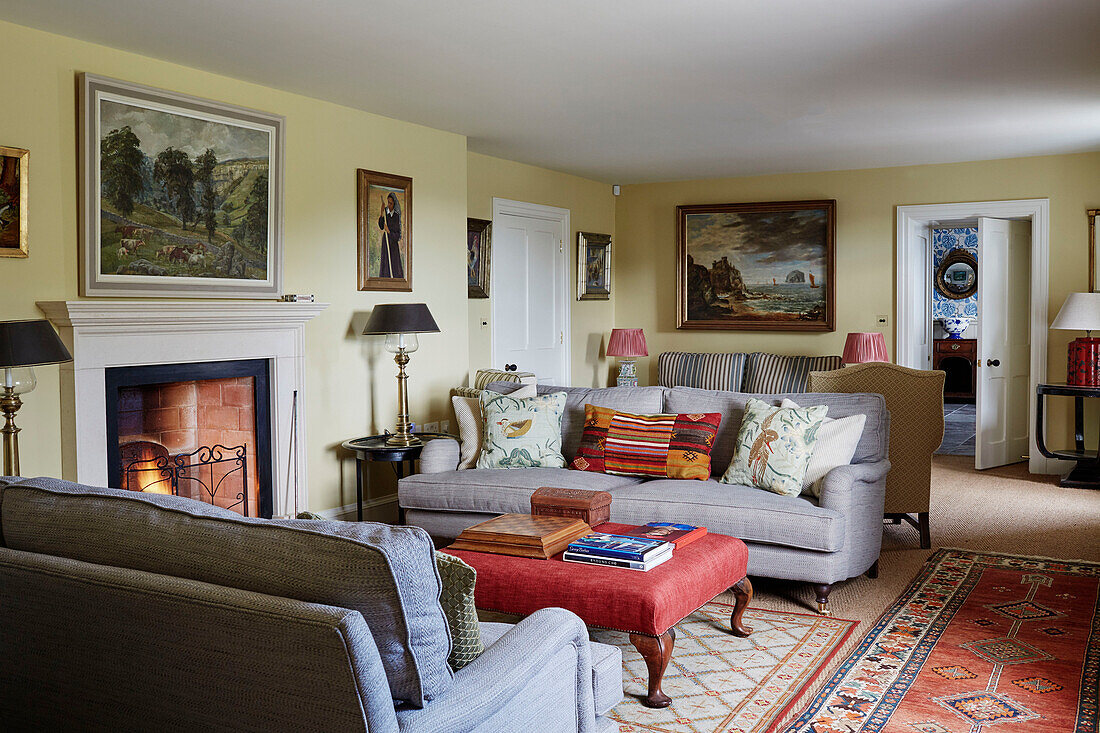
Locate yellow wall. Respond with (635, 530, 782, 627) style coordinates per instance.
(0, 20, 469, 514)
(615, 152, 1100, 446)
(467, 152, 616, 387)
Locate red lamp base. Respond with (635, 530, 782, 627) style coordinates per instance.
(1067, 337, 1100, 386)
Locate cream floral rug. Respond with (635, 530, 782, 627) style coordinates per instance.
(593, 602, 857, 733)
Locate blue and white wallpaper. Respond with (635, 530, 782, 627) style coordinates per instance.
(932, 227, 978, 321)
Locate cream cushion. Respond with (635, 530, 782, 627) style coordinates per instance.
(452, 384, 536, 469)
(782, 398, 866, 497)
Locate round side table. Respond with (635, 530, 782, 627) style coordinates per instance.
(341, 433, 453, 522)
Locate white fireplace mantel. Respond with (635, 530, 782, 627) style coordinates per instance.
(38, 300, 328, 517)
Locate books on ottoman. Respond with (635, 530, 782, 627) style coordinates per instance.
(612, 522, 707, 548)
(563, 545, 672, 571)
(530, 486, 612, 526)
(448, 513, 592, 559)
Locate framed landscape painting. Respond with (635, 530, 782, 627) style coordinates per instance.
(80, 74, 284, 298)
(357, 169, 412, 292)
(677, 200, 836, 331)
(0, 145, 28, 258)
(467, 217, 491, 298)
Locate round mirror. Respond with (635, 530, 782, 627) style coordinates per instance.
(935, 249, 977, 300)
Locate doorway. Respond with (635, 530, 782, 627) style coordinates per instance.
(490, 198, 571, 385)
(897, 199, 1053, 475)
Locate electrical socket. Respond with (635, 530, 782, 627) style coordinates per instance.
(440, 419, 451, 435)
(422, 421, 440, 434)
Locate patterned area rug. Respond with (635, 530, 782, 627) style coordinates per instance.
(593, 602, 857, 733)
(784, 549, 1100, 732)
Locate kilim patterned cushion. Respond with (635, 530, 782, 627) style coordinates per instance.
(434, 551, 483, 671)
(571, 403, 721, 480)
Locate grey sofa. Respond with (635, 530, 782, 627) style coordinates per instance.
(0, 476, 622, 732)
(400, 384, 890, 613)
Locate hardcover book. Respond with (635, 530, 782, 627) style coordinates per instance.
(566, 532, 671, 562)
(612, 522, 707, 548)
(563, 546, 673, 571)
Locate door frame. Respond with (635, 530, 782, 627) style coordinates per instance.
(490, 197, 571, 385)
(896, 198, 1058, 475)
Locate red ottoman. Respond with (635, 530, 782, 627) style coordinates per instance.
(445, 523, 752, 708)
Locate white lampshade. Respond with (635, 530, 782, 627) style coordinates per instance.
(1051, 293, 1100, 331)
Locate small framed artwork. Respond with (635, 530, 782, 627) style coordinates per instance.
(577, 231, 612, 301)
(357, 169, 412, 292)
(1089, 209, 1098, 292)
(80, 74, 284, 298)
(467, 217, 491, 298)
(677, 199, 836, 331)
(0, 146, 28, 258)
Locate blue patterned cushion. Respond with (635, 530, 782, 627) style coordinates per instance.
(743, 353, 842, 393)
(657, 352, 747, 391)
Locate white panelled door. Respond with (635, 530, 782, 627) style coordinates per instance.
(976, 217, 1031, 469)
(490, 201, 569, 385)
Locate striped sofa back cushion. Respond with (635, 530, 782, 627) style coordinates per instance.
(473, 369, 536, 390)
(743, 353, 842, 393)
(657, 352, 747, 392)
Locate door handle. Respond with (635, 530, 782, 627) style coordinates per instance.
(504, 364, 517, 372)
(987, 359, 1000, 367)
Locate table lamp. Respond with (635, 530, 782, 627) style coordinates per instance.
(841, 332, 889, 366)
(607, 328, 648, 387)
(0, 319, 73, 476)
(1051, 292, 1100, 386)
(362, 303, 440, 446)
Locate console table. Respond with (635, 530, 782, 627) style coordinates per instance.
(1035, 383, 1100, 489)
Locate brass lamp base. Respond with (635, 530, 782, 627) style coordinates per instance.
(387, 348, 422, 448)
(1, 386, 21, 476)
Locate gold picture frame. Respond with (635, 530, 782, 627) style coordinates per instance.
(467, 217, 491, 298)
(577, 231, 612, 301)
(1089, 209, 1099, 292)
(357, 168, 412, 292)
(0, 145, 28, 258)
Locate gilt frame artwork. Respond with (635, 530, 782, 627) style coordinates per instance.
(80, 74, 284, 298)
(467, 217, 491, 298)
(0, 145, 28, 258)
(357, 169, 412, 292)
(677, 199, 836, 331)
(577, 231, 612, 301)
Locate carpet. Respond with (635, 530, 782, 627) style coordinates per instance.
(783, 549, 1100, 732)
(593, 602, 857, 733)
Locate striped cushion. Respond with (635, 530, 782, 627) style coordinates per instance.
(657, 352, 747, 391)
(571, 404, 721, 480)
(473, 369, 536, 390)
(743, 353, 842, 393)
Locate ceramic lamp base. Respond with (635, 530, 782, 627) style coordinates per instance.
(1067, 337, 1100, 387)
(616, 359, 638, 387)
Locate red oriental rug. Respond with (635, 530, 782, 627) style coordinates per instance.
(784, 549, 1100, 732)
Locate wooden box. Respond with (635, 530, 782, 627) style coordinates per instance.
(448, 513, 592, 559)
(530, 487, 612, 527)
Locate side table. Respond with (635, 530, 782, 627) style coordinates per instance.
(341, 433, 453, 521)
(1035, 383, 1100, 489)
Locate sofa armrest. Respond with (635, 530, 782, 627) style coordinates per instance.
(818, 460, 890, 507)
(419, 438, 460, 474)
(397, 607, 602, 733)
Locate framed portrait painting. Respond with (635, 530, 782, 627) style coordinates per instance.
(577, 231, 612, 300)
(677, 199, 836, 331)
(0, 145, 28, 258)
(357, 169, 412, 292)
(467, 217, 491, 298)
(80, 74, 284, 298)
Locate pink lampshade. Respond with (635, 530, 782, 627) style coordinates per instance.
(606, 328, 648, 358)
(842, 332, 889, 364)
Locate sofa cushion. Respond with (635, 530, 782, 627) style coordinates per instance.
(488, 383, 666, 461)
(435, 551, 483, 670)
(477, 391, 568, 469)
(742, 353, 843, 393)
(0, 478, 452, 707)
(603, 478, 846, 553)
(664, 387, 887, 473)
(400, 467, 645, 515)
(721, 399, 828, 496)
(657, 351, 747, 391)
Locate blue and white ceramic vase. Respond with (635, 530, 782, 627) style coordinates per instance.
(942, 317, 970, 339)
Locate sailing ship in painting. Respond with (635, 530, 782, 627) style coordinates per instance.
(680, 202, 834, 329)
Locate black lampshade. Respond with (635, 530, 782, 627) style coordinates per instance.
(362, 303, 440, 335)
(0, 319, 72, 368)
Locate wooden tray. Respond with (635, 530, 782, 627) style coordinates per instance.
(449, 513, 592, 559)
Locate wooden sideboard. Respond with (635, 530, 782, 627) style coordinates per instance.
(934, 338, 977, 402)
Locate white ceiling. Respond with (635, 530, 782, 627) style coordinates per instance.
(5, 0, 1100, 183)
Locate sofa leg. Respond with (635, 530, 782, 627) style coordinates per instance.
(918, 512, 931, 549)
(813, 584, 833, 615)
(729, 576, 753, 637)
(866, 560, 880, 579)
(629, 629, 675, 709)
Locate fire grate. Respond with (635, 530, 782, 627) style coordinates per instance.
(122, 442, 250, 517)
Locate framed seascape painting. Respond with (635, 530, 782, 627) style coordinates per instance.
(677, 200, 836, 331)
(357, 169, 412, 292)
(80, 74, 284, 298)
(0, 146, 28, 258)
(577, 231, 612, 301)
(467, 217, 491, 298)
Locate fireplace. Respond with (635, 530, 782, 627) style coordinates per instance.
(105, 359, 273, 518)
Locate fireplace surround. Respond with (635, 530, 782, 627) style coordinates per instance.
(38, 300, 326, 517)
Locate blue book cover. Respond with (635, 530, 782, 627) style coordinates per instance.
(567, 533, 671, 561)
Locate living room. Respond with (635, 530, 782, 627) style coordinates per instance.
(1, 2, 1099, 731)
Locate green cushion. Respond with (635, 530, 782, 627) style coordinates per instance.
(476, 391, 567, 469)
(721, 397, 827, 496)
(434, 551, 483, 670)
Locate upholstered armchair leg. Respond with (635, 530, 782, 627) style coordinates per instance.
(866, 560, 879, 579)
(813, 584, 832, 615)
(918, 512, 931, 549)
